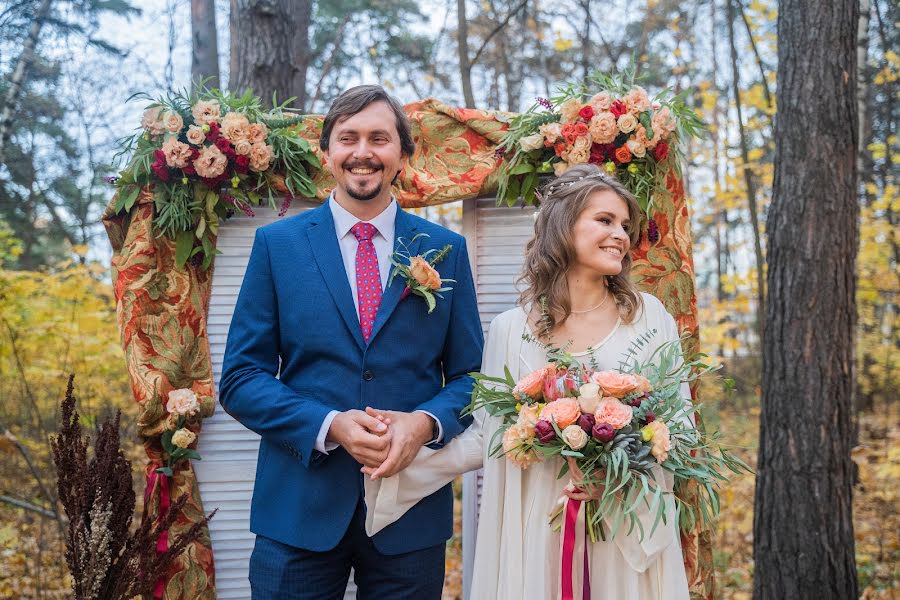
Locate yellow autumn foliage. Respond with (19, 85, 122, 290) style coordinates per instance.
(0, 229, 135, 599)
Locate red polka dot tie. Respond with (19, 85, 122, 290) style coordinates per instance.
(351, 222, 382, 343)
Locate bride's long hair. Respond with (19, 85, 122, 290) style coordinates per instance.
(518, 164, 644, 336)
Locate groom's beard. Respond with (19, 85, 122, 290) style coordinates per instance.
(347, 180, 383, 202)
(343, 160, 386, 202)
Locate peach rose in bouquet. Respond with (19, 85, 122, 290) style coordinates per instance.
(539, 397, 581, 429)
(502, 424, 541, 468)
(594, 397, 634, 430)
(246, 122, 269, 144)
(592, 370, 639, 398)
(642, 420, 671, 462)
(513, 365, 553, 400)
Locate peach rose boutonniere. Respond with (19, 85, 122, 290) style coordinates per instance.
(388, 233, 454, 314)
(156, 387, 203, 476)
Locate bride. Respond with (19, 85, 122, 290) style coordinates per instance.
(364, 163, 691, 599)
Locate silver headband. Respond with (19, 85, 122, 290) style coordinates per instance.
(540, 170, 617, 201)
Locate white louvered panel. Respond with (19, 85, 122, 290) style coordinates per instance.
(194, 203, 317, 600)
(461, 198, 535, 600)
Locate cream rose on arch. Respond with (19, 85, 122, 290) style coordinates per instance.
(519, 133, 545, 152)
(186, 125, 206, 145)
(167, 388, 200, 416)
(172, 428, 197, 449)
(191, 100, 220, 126)
(161, 137, 192, 169)
(140, 106, 166, 135)
(162, 110, 184, 134)
(194, 144, 228, 178)
(221, 112, 250, 142)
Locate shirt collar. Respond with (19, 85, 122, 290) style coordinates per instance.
(329, 194, 397, 242)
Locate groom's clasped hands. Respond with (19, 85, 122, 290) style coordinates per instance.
(326, 407, 433, 480)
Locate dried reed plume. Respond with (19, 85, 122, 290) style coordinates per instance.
(51, 375, 214, 599)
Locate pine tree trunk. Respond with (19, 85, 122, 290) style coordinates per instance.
(0, 0, 53, 167)
(752, 1, 859, 598)
(726, 0, 766, 346)
(191, 0, 220, 88)
(229, 0, 312, 109)
(457, 0, 476, 108)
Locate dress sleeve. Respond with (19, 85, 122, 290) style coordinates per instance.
(363, 313, 512, 536)
(610, 465, 680, 572)
(653, 295, 695, 429)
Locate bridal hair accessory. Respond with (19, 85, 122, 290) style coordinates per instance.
(542, 171, 617, 201)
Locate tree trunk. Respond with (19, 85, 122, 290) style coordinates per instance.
(457, 0, 476, 108)
(752, 0, 859, 598)
(737, 0, 774, 118)
(579, 0, 591, 84)
(290, 0, 313, 111)
(726, 0, 766, 346)
(191, 0, 220, 88)
(856, 0, 874, 207)
(0, 0, 53, 167)
(229, 0, 312, 108)
(710, 0, 725, 304)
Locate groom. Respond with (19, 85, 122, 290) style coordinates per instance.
(219, 84, 483, 599)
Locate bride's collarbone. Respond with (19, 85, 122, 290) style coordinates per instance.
(538, 309, 620, 355)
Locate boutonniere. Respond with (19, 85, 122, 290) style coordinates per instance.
(389, 233, 455, 314)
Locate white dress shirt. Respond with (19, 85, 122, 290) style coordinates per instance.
(314, 197, 442, 453)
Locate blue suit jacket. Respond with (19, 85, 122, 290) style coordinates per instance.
(219, 201, 484, 555)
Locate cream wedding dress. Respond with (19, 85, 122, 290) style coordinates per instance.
(364, 293, 690, 599)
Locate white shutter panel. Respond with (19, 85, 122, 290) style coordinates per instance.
(461, 198, 536, 600)
(191, 203, 360, 599)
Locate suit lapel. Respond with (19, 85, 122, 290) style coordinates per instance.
(368, 208, 422, 344)
(305, 202, 366, 350)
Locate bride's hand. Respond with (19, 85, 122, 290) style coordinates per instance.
(564, 457, 604, 501)
(359, 410, 392, 477)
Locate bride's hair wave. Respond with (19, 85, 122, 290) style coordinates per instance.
(518, 163, 644, 336)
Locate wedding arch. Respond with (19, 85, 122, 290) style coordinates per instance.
(102, 95, 713, 600)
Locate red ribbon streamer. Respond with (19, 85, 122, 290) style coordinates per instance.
(146, 469, 171, 600)
(561, 498, 591, 600)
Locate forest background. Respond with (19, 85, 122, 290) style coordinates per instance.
(0, 0, 896, 598)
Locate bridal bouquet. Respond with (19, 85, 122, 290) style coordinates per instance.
(466, 337, 747, 542)
(494, 72, 703, 222)
(110, 84, 321, 268)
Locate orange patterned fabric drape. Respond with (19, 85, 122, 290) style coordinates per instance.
(102, 98, 713, 600)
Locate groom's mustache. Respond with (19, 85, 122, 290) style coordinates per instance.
(343, 160, 383, 172)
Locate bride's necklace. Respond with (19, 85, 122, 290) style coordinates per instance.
(570, 290, 611, 314)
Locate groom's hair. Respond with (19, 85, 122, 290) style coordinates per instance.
(319, 85, 416, 157)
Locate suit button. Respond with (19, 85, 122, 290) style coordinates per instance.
(363, 370, 374, 381)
